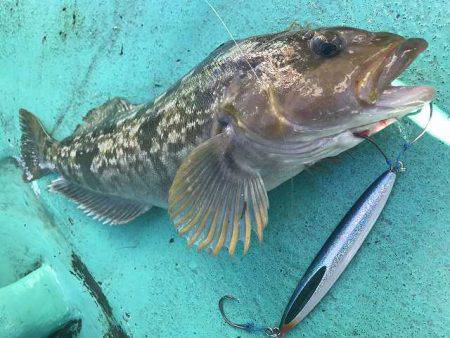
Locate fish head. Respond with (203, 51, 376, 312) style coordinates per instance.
(232, 26, 435, 144)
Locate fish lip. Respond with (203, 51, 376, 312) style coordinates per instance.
(357, 38, 431, 105)
(376, 85, 435, 109)
(374, 37, 435, 108)
(376, 38, 428, 92)
(351, 85, 435, 138)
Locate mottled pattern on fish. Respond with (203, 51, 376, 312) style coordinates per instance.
(19, 26, 434, 254)
(43, 32, 309, 206)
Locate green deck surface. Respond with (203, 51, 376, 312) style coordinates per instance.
(0, 1, 448, 337)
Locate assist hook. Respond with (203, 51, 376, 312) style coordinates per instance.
(219, 295, 280, 337)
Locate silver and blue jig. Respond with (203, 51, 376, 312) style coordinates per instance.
(219, 103, 433, 337)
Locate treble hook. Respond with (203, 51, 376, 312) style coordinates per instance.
(363, 101, 433, 171)
(218, 295, 280, 337)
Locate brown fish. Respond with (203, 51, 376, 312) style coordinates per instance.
(19, 26, 434, 255)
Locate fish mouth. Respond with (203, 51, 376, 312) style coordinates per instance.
(353, 37, 435, 137)
(357, 37, 433, 105)
(352, 85, 435, 138)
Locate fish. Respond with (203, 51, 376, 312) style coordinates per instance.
(19, 26, 435, 255)
(279, 168, 397, 336)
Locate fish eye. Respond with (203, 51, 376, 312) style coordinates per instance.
(310, 34, 343, 57)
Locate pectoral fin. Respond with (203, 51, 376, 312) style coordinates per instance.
(168, 132, 269, 256)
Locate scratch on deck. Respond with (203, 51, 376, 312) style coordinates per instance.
(71, 252, 128, 338)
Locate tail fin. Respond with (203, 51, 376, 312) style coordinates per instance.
(19, 109, 55, 182)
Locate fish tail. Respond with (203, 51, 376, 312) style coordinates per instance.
(19, 108, 55, 182)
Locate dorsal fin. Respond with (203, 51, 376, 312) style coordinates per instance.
(74, 97, 138, 135)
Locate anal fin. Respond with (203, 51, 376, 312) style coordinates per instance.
(50, 178, 151, 225)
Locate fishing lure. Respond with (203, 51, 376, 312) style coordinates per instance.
(219, 103, 433, 337)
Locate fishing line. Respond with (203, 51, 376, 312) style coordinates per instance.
(204, 0, 294, 156)
(363, 136, 391, 166)
(204, 0, 266, 87)
(394, 118, 410, 144)
(365, 102, 433, 171)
